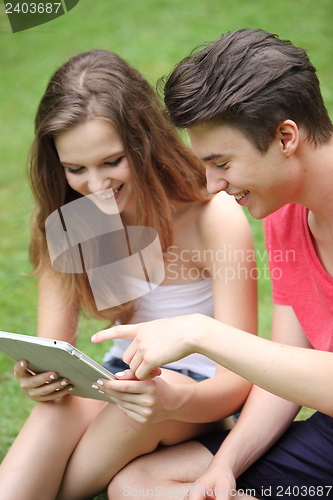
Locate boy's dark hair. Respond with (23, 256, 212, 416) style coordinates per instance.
(163, 29, 333, 151)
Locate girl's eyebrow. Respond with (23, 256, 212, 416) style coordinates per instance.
(102, 151, 125, 161)
(61, 161, 82, 167)
(61, 152, 125, 167)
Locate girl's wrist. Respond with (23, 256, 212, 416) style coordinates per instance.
(168, 383, 196, 421)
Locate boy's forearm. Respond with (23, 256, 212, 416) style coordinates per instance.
(195, 316, 333, 415)
(209, 387, 300, 478)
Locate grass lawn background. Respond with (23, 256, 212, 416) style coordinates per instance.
(1, 0, 332, 485)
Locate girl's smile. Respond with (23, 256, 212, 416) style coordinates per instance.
(55, 119, 136, 218)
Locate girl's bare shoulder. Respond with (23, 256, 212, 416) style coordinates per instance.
(197, 192, 250, 238)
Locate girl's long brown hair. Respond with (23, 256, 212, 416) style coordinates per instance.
(29, 50, 209, 324)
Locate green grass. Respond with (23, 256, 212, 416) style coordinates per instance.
(1, 0, 331, 487)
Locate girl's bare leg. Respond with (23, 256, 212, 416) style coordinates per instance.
(57, 371, 220, 500)
(0, 396, 104, 500)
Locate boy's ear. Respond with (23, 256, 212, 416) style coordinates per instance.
(276, 120, 299, 157)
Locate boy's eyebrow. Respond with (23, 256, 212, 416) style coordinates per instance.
(202, 153, 227, 162)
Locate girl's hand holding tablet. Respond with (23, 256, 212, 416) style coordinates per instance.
(13, 360, 73, 401)
(92, 371, 184, 424)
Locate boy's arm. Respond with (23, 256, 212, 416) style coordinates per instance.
(94, 302, 333, 415)
(184, 303, 310, 499)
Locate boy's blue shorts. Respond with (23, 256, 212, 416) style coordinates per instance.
(196, 411, 333, 499)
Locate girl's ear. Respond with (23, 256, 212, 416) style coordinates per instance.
(276, 120, 299, 157)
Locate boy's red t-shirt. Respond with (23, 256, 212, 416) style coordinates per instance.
(264, 204, 333, 352)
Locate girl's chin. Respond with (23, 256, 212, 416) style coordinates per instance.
(87, 192, 121, 215)
(91, 199, 121, 215)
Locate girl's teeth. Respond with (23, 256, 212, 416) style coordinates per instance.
(97, 186, 120, 199)
(98, 193, 113, 199)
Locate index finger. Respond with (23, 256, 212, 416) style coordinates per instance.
(91, 323, 140, 343)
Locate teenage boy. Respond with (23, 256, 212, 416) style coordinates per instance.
(94, 29, 333, 499)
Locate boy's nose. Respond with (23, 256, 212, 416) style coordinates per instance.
(206, 165, 228, 194)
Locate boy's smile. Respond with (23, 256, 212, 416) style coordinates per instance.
(187, 121, 298, 219)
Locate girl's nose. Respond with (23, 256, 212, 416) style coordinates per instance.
(87, 171, 112, 193)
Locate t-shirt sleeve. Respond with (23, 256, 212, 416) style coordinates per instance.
(264, 216, 290, 306)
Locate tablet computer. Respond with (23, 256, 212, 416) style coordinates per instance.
(0, 331, 117, 402)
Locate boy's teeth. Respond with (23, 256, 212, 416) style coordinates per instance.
(234, 190, 249, 200)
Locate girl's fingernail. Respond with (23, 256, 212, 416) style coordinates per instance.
(98, 390, 105, 394)
(97, 379, 104, 386)
(68, 387, 74, 391)
(60, 380, 67, 386)
(20, 361, 25, 367)
(116, 372, 125, 378)
(50, 374, 56, 380)
(92, 384, 99, 389)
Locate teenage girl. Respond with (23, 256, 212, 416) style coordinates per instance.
(0, 50, 257, 500)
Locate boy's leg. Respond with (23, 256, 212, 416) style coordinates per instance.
(237, 412, 333, 500)
(108, 412, 333, 500)
(108, 440, 252, 500)
(108, 440, 214, 500)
